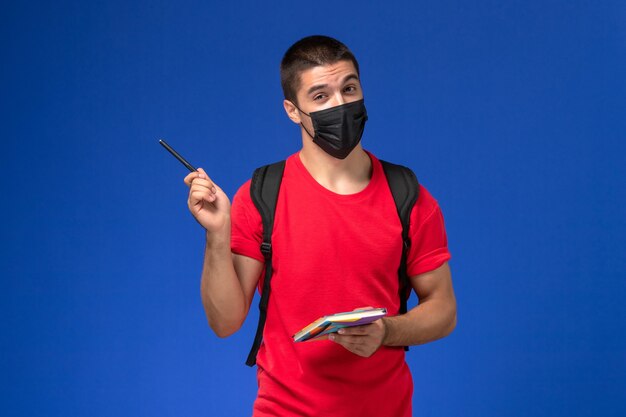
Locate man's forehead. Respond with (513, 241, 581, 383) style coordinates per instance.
(298, 60, 359, 89)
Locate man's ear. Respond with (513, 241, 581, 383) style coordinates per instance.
(283, 99, 302, 124)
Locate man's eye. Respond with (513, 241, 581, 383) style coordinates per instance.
(344, 86, 356, 93)
(313, 94, 326, 100)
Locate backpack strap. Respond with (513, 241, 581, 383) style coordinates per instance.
(245, 160, 286, 367)
(380, 160, 419, 350)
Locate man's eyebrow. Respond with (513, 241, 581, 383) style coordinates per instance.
(342, 73, 360, 84)
(307, 83, 328, 96)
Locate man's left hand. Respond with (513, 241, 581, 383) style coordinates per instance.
(328, 319, 387, 357)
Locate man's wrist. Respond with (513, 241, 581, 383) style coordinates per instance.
(205, 229, 231, 251)
(381, 317, 390, 346)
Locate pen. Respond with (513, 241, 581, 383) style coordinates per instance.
(159, 139, 197, 172)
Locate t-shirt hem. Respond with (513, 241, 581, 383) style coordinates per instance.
(231, 240, 265, 263)
(407, 252, 451, 277)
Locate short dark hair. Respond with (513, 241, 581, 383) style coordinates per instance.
(280, 35, 360, 105)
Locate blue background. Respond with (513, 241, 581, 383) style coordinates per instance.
(2, 1, 625, 416)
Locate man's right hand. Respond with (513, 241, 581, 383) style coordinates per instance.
(184, 168, 231, 235)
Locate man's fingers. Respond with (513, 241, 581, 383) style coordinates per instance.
(330, 334, 364, 345)
(187, 168, 229, 212)
(188, 173, 218, 199)
(197, 167, 212, 183)
(184, 171, 200, 186)
(190, 189, 217, 204)
(191, 177, 215, 191)
(195, 168, 218, 193)
(337, 324, 373, 336)
(191, 184, 218, 205)
(329, 334, 370, 357)
(184, 168, 217, 191)
(328, 320, 385, 358)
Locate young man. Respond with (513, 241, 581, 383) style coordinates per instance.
(184, 36, 457, 417)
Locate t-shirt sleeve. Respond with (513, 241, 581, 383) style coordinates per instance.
(406, 184, 452, 277)
(230, 180, 265, 263)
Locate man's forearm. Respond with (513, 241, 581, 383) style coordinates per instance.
(382, 297, 457, 347)
(200, 230, 247, 338)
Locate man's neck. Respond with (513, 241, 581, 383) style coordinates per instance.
(299, 143, 372, 195)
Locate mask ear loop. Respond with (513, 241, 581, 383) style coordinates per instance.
(300, 122, 315, 141)
(290, 101, 316, 140)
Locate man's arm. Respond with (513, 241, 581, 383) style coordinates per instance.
(383, 262, 456, 346)
(200, 237, 263, 337)
(329, 262, 456, 356)
(185, 168, 264, 338)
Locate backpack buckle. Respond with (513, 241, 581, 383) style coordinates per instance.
(260, 242, 272, 257)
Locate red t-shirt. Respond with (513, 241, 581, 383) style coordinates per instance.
(231, 151, 451, 417)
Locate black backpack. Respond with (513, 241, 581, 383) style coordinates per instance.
(245, 159, 419, 366)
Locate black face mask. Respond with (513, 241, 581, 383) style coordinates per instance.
(295, 99, 368, 159)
